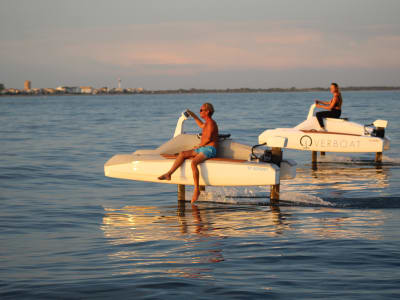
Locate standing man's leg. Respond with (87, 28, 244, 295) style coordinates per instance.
(190, 153, 207, 203)
(158, 150, 196, 180)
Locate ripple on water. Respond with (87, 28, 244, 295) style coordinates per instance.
(1, 93, 400, 299)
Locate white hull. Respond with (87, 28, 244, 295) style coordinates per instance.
(105, 152, 296, 186)
(259, 104, 390, 154)
(105, 112, 296, 188)
(260, 128, 388, 153)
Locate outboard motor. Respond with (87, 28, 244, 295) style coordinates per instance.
(374, 127, 385, 138)
(365, 120, 388, 138)
(259, 149, 273, 163)
(373, 120, 388, 138)
(250, 143, 281, 165)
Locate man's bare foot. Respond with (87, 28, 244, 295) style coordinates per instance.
(191, 188, 201, 203)
(158, 173, 171, 180)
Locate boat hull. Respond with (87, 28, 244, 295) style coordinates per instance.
(259, 128, 388, 153)
(104, 153, 295, 186)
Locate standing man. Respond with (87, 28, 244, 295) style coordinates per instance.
(158, 103, 219, 203)
(315, 82, 343, 130)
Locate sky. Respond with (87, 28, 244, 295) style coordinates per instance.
(1, 0, 400, 90)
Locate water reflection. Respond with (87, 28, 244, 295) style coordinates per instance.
(283, 162, 389, 196)
(288, 208, 385, 240)
(101, 204, 287, 243)
(101, 203, 287, 277)
(101, 203, 386, 243)
(103, 204, 287, 235)
(101, 202, 386, 279)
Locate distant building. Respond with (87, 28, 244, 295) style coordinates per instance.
(24, 80, 31, 91)
(126, 87, 144, 93)
(80, 86, 93, 94)
(43, 88, 56, 94)
(68, 86, 81, 94)
(56, 86, 67, 93)
(8, 88, 21, 94)
(0, 83, 4, 91)
(56, 86, 80, 94)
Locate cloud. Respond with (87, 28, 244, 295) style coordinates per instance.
(1, 19, 400, 87)
(55, 20, 400, 75)
(50, 21, 320, 74)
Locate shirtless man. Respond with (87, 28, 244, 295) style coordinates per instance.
(158, 103, 219, 203)
(315, 83, 343, 130)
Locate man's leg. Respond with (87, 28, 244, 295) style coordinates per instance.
(190, 153, 207, 203)
(158, 150, 196, 180)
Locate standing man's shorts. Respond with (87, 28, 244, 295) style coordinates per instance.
(194, 146, 217, 159)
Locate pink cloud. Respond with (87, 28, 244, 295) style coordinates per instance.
(5, 20, 399, 77)
(68, 23, 327, 74)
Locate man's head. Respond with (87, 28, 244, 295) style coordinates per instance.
(200, 102, 214, 118)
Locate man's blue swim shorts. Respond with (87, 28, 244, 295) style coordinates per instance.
(194, 146, 217, 159)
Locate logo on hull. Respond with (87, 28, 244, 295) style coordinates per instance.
(300, 134, 363, 150)
(300, 135, 312, 149)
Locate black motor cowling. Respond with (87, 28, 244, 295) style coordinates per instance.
(250, 144, 281, 165)
(374, 127, 385, 138)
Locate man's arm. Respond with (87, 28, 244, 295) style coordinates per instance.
(187, 110, 204, 128)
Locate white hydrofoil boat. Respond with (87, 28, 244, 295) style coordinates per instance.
(105, 112, 296, 190)
(259, 104, 390, 162)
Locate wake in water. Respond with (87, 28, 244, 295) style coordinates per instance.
(186, 186, 332, 207)
(279, 191, 332, 206)
(178, 152, 400, 208)
(185, 185, 400, 209)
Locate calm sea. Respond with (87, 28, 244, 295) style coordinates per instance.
(1, 91, 400, 299)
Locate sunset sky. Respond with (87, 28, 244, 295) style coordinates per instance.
(1, 0, 400, 89)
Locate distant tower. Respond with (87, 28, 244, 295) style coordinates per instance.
(118, 78, 121, 89)
(24, 80, 31, 90)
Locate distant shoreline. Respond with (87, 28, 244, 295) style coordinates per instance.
(1, 86, 400, 97)
(143, 86, 400, 94)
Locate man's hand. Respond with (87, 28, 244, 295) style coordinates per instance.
(186, 109, 205, 129)
(186, 109, 196, 118)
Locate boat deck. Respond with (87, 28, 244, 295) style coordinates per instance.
(300, 130, 362, 137)
(162, 154, 246, 163)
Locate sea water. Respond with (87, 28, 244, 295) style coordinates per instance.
(1, 91, 400, 299)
